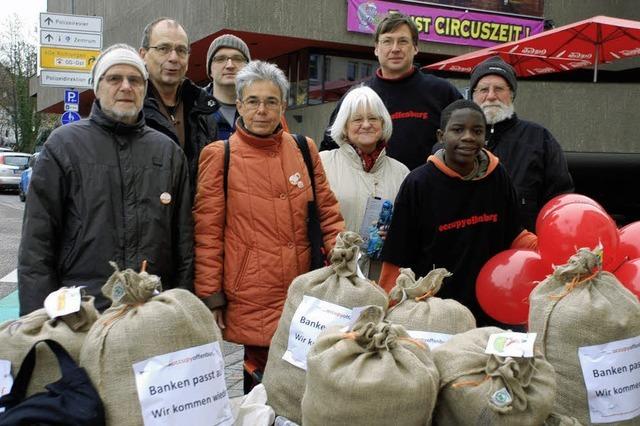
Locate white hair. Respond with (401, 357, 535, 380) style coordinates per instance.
(330, 85, 392, 145)
(235, 60, 289, 102)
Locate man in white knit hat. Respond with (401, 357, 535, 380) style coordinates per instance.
(18, 43, 194, 315)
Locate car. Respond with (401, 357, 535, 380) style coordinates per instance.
(0, 152, 31, 192)
(18, 153, 40, 202)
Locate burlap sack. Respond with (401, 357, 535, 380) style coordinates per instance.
(301, 306, 439, 426)
(79, 263, 222, 426)
(0, 292, 98, 396)
(386, 268, 476, 335)
(432, 327, 556, 426)
(545, 413, 584, 426)
(528, 248, 640, 425)
(262, 231, 388, 423)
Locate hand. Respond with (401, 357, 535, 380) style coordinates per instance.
(212, 308, 226, 329)
(377, 228, 388, 241)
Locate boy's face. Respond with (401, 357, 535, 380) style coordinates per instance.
(437, 108, 486, 176)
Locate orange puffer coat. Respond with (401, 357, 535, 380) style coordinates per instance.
(193, 125, 344, 347)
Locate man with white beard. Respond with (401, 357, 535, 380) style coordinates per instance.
(469, 56, 573, 232)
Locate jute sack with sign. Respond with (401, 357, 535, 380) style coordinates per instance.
(262, 231, 388, 424)
(301, 306, 439, 426)
(0, 293, 98, 396)
(528, 248, 640, 425)
(79, 262, 222, 426)
(432, 326, 556, 426)
(385, 268, 476, 333)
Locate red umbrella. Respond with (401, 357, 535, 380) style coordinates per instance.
(424, 15, 640, 82)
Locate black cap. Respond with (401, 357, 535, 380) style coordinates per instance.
(469, 56, 517, 99)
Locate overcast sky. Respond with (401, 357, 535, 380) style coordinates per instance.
(0, 0, 47, 40)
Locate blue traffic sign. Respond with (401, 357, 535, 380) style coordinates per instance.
(64, 89, 79, 104)
(61, 111, 81, 125)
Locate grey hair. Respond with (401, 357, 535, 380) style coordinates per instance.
(235, 60, 289, 102)
(140, 17, 189, 49)
(330, 85, 393, 144)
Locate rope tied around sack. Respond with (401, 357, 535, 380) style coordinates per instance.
(342, 306, 426, 351)
(102, 261, 162, 307)
(451, 375, 490, 389)
(389, 267, 452, 305)
(548, 248, 602, 300)
(329, 231, 364, 277)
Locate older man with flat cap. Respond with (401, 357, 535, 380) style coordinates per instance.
(470, 56, 574, 231)
(18, 43, 194, 314)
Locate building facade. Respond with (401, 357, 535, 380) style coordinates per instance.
(34, 0, 639, 154)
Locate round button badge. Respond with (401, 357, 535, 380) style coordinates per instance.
(160, 192, 172, 205)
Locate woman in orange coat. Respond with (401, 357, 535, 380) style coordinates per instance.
(193, 60, 344, 392)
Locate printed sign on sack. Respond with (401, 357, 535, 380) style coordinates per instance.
(132, 342, 233, 426)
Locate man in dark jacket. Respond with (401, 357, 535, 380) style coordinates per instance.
(18, 44, 193, 314)
(321, 13, 461, 170)
(469, 56, 574, 231)
(139, 18, 218, 196)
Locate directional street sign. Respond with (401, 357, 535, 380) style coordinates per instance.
(40, 70, 92, 88)
(40, 13, 103, 33)
(40, 46, 99, 72)
(40, 29, 102, 50)
(61, 111, 81, 125)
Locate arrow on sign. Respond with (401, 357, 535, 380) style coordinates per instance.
(88, 56, 96, 66)
(44, 34, 53, 42)
(44, 17, 53, 25)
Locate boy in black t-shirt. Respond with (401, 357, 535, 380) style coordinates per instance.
(380, 99, 536, 326)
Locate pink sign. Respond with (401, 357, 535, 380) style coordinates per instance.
(347, 0, 545, 48)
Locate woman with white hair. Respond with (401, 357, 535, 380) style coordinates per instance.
(320, 85, 409, 280)
(193, 60, 343, 392)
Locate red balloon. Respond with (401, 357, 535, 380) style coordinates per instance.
(536, 193, 605, 233)
(618, 221, 640, 262)
(613, 258, 640, 298)
(537, 203, 619, 270)
(476, 249, 551, 325)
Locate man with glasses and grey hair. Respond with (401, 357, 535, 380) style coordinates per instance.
(469, 56, 573, 231)
(18, 44, 194, 315)
(140, 17, 218, 197)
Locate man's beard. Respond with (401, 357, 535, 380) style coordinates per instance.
(480, 100, 514, 125)
(102, 104, 140, 124)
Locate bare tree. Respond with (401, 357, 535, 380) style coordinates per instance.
(0, 14, 47, 152)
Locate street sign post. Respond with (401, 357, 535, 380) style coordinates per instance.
(40, 70, 92, 88)
(64, 90, 80, 113)
(40, 13, 103, 33)
(40, 47, 100, 72)
(61, 111, 81, 125)
(40, 29, 102, 50)
(39, 12, 103, 116)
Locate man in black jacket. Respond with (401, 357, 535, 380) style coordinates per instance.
(321, 13, 461, 170)
(18, 44, 194, 314)
(469, 56, 574, 231)
(139, 18, 218, 196)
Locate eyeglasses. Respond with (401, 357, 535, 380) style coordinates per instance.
(147, 43, 190, 58)
(473, 85, 510, 97)
(212, 55, 247, 65)
(241, 97, 282, 111)
(100, 74, 146, 88)
(350, 116, 381, 126)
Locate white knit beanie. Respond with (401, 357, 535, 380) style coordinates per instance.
(92, 44, 148, 92)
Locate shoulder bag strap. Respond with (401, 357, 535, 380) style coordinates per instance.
(293, 134, 316, 198)
(223, 139, 230, 199)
